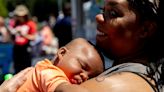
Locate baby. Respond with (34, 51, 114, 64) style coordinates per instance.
(17, 38, 104, 92)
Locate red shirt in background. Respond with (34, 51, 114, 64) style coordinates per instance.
(14, 20, 37, 45)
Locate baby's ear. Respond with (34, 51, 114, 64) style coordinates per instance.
(57, 47, 68, 57)
(54, 47, 68, 65)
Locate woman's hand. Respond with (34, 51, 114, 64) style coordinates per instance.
(0, 67, 33, 92)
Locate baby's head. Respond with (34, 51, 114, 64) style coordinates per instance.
(54, 38, 104, 84)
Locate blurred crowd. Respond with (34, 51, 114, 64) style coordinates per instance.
(0, 0, 101, 83)
(0, 3, 73, 82)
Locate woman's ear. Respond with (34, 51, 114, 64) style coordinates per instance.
(139, 21, 157, 38)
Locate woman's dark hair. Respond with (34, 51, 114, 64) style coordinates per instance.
(127, 0, 162, 60)
(127, 0, 163, 91)
(127, 0, 159, 21)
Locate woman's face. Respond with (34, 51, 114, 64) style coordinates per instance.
(96, 0, 144, 58)
(15, 15, 26, 23)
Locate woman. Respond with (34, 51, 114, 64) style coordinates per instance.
(1, 0, 163, 92)
(81, 0, 163, 92)
(53, 0, 164, 91)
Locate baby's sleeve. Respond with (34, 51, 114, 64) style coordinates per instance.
(39, 68, 69, 92)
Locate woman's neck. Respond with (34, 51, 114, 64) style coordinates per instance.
(113, 51, 149, 66)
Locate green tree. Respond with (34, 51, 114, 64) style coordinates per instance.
(0, 0, 8, 17)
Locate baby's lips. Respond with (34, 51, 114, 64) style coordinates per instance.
(77, 79, 83, 84)
(70, 79, 77, 84)
(70, 78, 83, 84)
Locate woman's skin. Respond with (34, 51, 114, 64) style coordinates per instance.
(96, 0, 155, 61)
(80, 72, 155, 92)
(0, 67, 33, 92)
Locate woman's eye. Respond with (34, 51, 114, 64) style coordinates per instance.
(108, 11, 119, 18)
(103, 10, 119, 20)
(110, 11, 117, 17)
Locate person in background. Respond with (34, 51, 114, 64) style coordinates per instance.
(53, 2, 72, 47)
(10, 5, 37, 73)
(40, 25, 58, 56)
(30, 24, 58, 65)
(0, 16, 13, 79)
(16, 38, 104, 92)
(0, 16, 11, 43)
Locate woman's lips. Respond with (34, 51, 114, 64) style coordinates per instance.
(96, 30, 105, 36)
(96, 29, 108, 37)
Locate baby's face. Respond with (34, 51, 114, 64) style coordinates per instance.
(56, 44, 104, 84)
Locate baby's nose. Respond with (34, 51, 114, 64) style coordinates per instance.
(80, 72, 89, 81)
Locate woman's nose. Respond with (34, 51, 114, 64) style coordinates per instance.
(96, 14, 105, 24)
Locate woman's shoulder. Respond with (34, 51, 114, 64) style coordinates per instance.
(81, 72, 155, 92)
(105, 72, 155, 92)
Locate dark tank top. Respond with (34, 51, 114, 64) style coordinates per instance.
(96, 63, 163, 92)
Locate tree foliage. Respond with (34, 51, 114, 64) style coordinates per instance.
(0, 0, 8, 17)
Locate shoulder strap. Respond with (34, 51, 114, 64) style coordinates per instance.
(96, 63, 158, 92)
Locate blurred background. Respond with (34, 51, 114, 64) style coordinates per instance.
(0, 0, 103, 40)
(0, 0, 111, 83)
